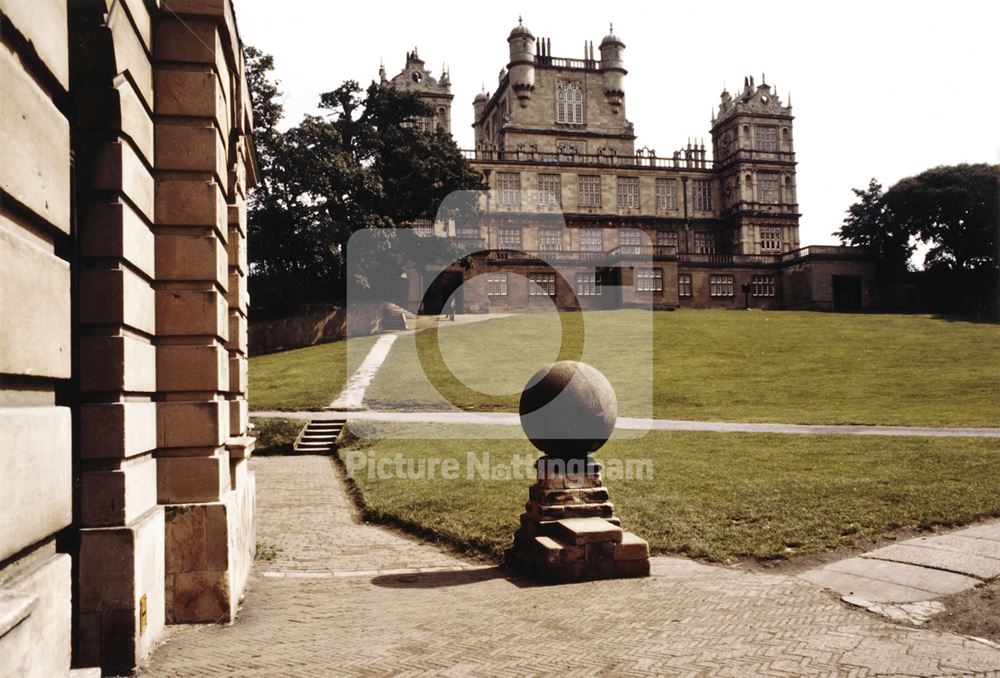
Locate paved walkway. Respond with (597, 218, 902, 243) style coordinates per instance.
(140, 456, 1000, 677)
(253, 409, 1000, 438)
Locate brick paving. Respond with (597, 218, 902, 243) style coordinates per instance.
(139, 456, 1000, 677)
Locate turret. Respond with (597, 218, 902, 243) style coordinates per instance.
(507, 17, 536, 108)
(472, 88, 488, 122)
(599, 24, 626, 113)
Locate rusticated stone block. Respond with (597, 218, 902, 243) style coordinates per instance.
(156, 288, 228, 339)
(0, 0, 70, 89)
(0, 223, 71, 379)
(226, 435, 255, 461)
(228, 354, 247, 393)
(0, 407, 72, 561)
(0, 44, 70, 233)
(228, 203, 246, 236)
(154, 177, 227, 235)
(0, 554, 72, 678)
(157, 343, 229, 392)
(157, 400, 227, 448)
(155, 67, 227, 131)
(79, 335, 156, 393)
(80, 402, 157, 460)
(76, 78, 154, 165)
(156, 232, 227, 285)
(226, 269, 248, 311)
(80, 456, 157, 528)
(90, 142, 155, 223)
(157, 453, 229, 504)
(584, 542, 616, 579)
(79, 266, 155, 335)
(164, 502, 230, 574)
(79, 202, 155, 278)
(154, 16, 222, 65)
(227, 227, 247, 272)
(229, 398, 248, 437)
(77, 507, 165, 672)
(154, 122, 227, 179)
(226, 311, 247, 354)
(532, 536, 585, 567)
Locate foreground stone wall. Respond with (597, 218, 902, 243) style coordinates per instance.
(0, 0, 73, 675)
(1, 0, 257, 674)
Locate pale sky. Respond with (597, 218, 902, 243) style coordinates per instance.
(233, 0, 1000, 247)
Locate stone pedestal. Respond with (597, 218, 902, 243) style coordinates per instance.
(506, 458, 650, 583)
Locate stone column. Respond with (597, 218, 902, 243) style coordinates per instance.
(68, 0, 166, 670)
(0, 1, 73, 673)
(152, 0, 255, 624)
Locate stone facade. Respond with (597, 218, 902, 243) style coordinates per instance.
(0, 0, 256, 674)
(395, 22, 877, 313)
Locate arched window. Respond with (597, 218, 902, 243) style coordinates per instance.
(556, 81, 583, 124)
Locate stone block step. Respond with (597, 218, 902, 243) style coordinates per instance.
(613, 532, 650, 561)
(525, 501, 614, 521)
(550, 517, 623, 545)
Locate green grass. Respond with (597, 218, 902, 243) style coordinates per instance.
(249, 336, 376, 411)
(339, 422, 1000, 563)
(364, 310, 1000, 426)
(250, 417, 303, 455)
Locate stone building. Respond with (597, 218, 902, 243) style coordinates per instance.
(1, 0, 256, 674)
(381, 47, 453, 134)
(393, 21, 877, 313)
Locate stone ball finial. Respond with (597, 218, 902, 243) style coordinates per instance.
(518, 361, 618, 460)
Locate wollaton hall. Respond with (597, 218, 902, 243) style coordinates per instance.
(382, 20, 878, 315)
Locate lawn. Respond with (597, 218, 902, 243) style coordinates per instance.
(364, 310, 1000, 426)
(249, 335, 376, 411)
(339, 422, 1000, 563)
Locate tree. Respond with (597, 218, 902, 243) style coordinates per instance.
(835, 178, 914, 275)
(884, 164, 998, 274)
(244, 51, 486, 318)
(836, 164, 999, 316)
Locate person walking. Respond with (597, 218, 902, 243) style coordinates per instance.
(447, 297, 456, 321)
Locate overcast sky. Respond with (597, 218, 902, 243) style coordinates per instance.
(234, 0, 999, 247)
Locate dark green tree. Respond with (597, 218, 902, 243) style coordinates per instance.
(835, 178, 914, 275)
(244, 51, 485, 318)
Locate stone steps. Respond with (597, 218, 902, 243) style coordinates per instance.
(293, 419, 346, 454)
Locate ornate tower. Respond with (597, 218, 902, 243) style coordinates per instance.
(507, 17, 536, 107)
(711, 75, 799, 255)
(385, 48, 454, 134)
(598, 25, 626, 114)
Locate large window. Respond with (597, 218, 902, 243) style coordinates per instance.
(410, 218, 433, 237)
(579, 229, 603, 252)
(752, 274, 775, 297)
(755, 125, 778, 152)
(576, 271, 602, 297)
(760, 226, 782, 252)
(635, 267, 663, 292)
(487, 272, 508, 296)
(692, 180, 713, 211)
(528, 272, 556, 296)
(556, 81, 584, 124)
(539, 229, 563, 252)
(457, 224, 480, 239)
(497, 172, 521, 206)
(538, 174, 561, 206)
(578, 175, 601, 208)
(655, 178, 678, 210)
(498, 227, 522, 250)
(759, 174, 780, 204)
(710, 274, 734, 297)
(616, 176, 640, 209)
(657, 230, 678, 250)
(694, 231, 715, 254)
(678, 273, 692, 297)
